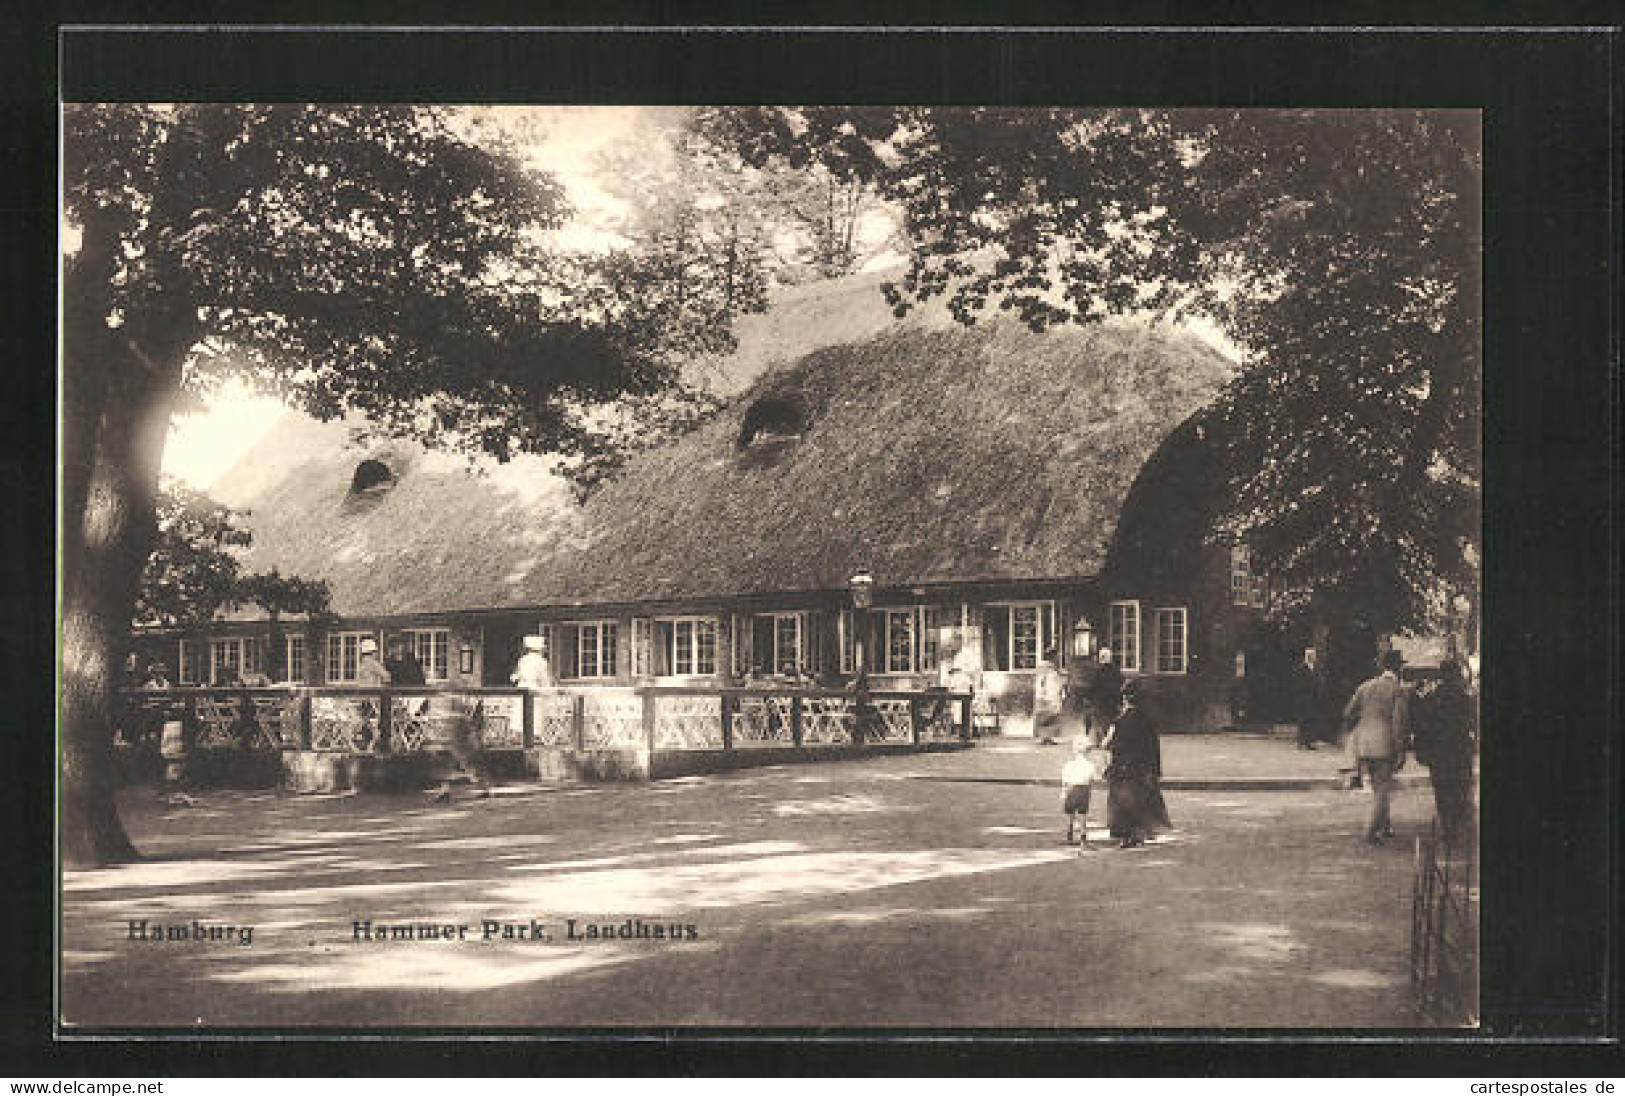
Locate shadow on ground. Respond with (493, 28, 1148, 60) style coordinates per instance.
(62, 754, 1437, 1028)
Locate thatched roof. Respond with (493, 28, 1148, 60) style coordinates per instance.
(214, 305, 1234, 618)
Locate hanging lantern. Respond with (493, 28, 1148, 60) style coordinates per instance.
(1071, 617, 1096, 660)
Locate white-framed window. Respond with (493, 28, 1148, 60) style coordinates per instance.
(210, 637, 244, 683)
(406, 628, 451, 681)
(655, 617, 717, 677)
(884, 609, 915, 673)
(569, 621, 619, 680)
(773, 614, 801, 675)
(1230, 545, 1268, 608)
(177, 639, 200, 685)
(1152, 607, 1188, 674)
(839, 607, 941, 674)
(983, 602, 1057, 672)
(882, 606, 942, 674)
(1109, 601, 1142, 673)
(749, 613, 805, 675)
(325, 631, 373, 683)
(283, 634, 305, 684)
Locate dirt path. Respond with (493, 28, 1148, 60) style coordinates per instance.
(62, 746, 1438, 1029)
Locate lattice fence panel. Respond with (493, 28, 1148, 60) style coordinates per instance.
(920, 696, 962, 740)
(248, 695, 301, 749)
(309, 696, 376, 752)
(527, 693, 575, 748)
(733, 696, 794, 746)
(653, 695, 725, 749)
(801, 696, 856, 745)
(193, 697, 243, 750)
(582, 692, 645, 748)
(475, 695, 527, 749)
(872, 699, 915, 743)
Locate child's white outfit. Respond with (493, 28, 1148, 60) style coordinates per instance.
(1061, 751, 1100, 843)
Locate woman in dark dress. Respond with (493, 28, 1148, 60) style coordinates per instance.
(1103, 678, 1171, 848)
(1411, 657, 1477, 849)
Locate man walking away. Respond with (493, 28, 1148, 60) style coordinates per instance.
(1342, 650, 1410, 845)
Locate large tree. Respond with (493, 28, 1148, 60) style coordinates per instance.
(62, 104, 755, 866)
(714, 107, 1481, 663)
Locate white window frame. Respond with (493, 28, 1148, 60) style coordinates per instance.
(570, 620, 619, 680)
(749, 612, 805, 675)
(1152, 607, 1189, 675)
(210, 637, 244, 684)
(883, 608, 915, 674)
(177, 639, 200, 685)
(772, 613, 803, 675)
(283, 634, 305, 684)
(1109, 601, 1142, 674)
(986, 600, 1057, 672)
(405, 627, 451, 681)
(325, 631, 373, 684)
(657, 616, 718, 678)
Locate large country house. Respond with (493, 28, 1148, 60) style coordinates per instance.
(136, 277, 1318, 731)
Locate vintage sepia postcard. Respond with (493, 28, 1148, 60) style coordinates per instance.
(56, 26, 1614, 1044)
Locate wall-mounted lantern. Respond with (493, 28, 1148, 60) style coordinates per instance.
(849, 571, 874, 610)
(1071, 617, 1096, 661)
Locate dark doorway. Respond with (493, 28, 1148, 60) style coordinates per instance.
(481, 618, 529, 686)
(1240, 618, 1300, 724)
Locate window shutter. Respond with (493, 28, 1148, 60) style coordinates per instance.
(984, 607, 1009, 672)
(557, 624, 580, 680)
(631, 618, 651, 678)
(804, 611, 822, 673)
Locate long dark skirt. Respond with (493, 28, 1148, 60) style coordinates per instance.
(1107, 773, 1172, 840)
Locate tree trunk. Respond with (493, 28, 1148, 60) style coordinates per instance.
(61, 334, 179, 868)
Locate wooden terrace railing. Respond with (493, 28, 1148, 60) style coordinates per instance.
(118, 684, 975, 757)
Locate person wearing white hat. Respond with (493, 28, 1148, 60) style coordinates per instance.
(354, 636, 391, 752)
(511, 635, 555, 691)
(356, 637, 390, 687)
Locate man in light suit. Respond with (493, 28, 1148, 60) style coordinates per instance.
(1342, 649, 1410, 845)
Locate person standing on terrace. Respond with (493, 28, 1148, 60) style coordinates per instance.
(385, 636, 426, 687)
(357, 637, 390, 686)
(356, 637, 391, 752)
(511, 635, 555, 691)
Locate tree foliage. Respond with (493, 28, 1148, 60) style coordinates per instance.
(61, 103, 752, 864)
(135, 480, 332, 630)
(685, 107, 901, 282)
(65, 104, 760, 468)
(715, 107, 1481, 636)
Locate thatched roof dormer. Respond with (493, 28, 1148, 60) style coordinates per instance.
(549, 318, 1234, 604)
(213, 313, 1234, 619)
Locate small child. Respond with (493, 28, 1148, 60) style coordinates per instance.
(1061, 734, 1103, 847)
